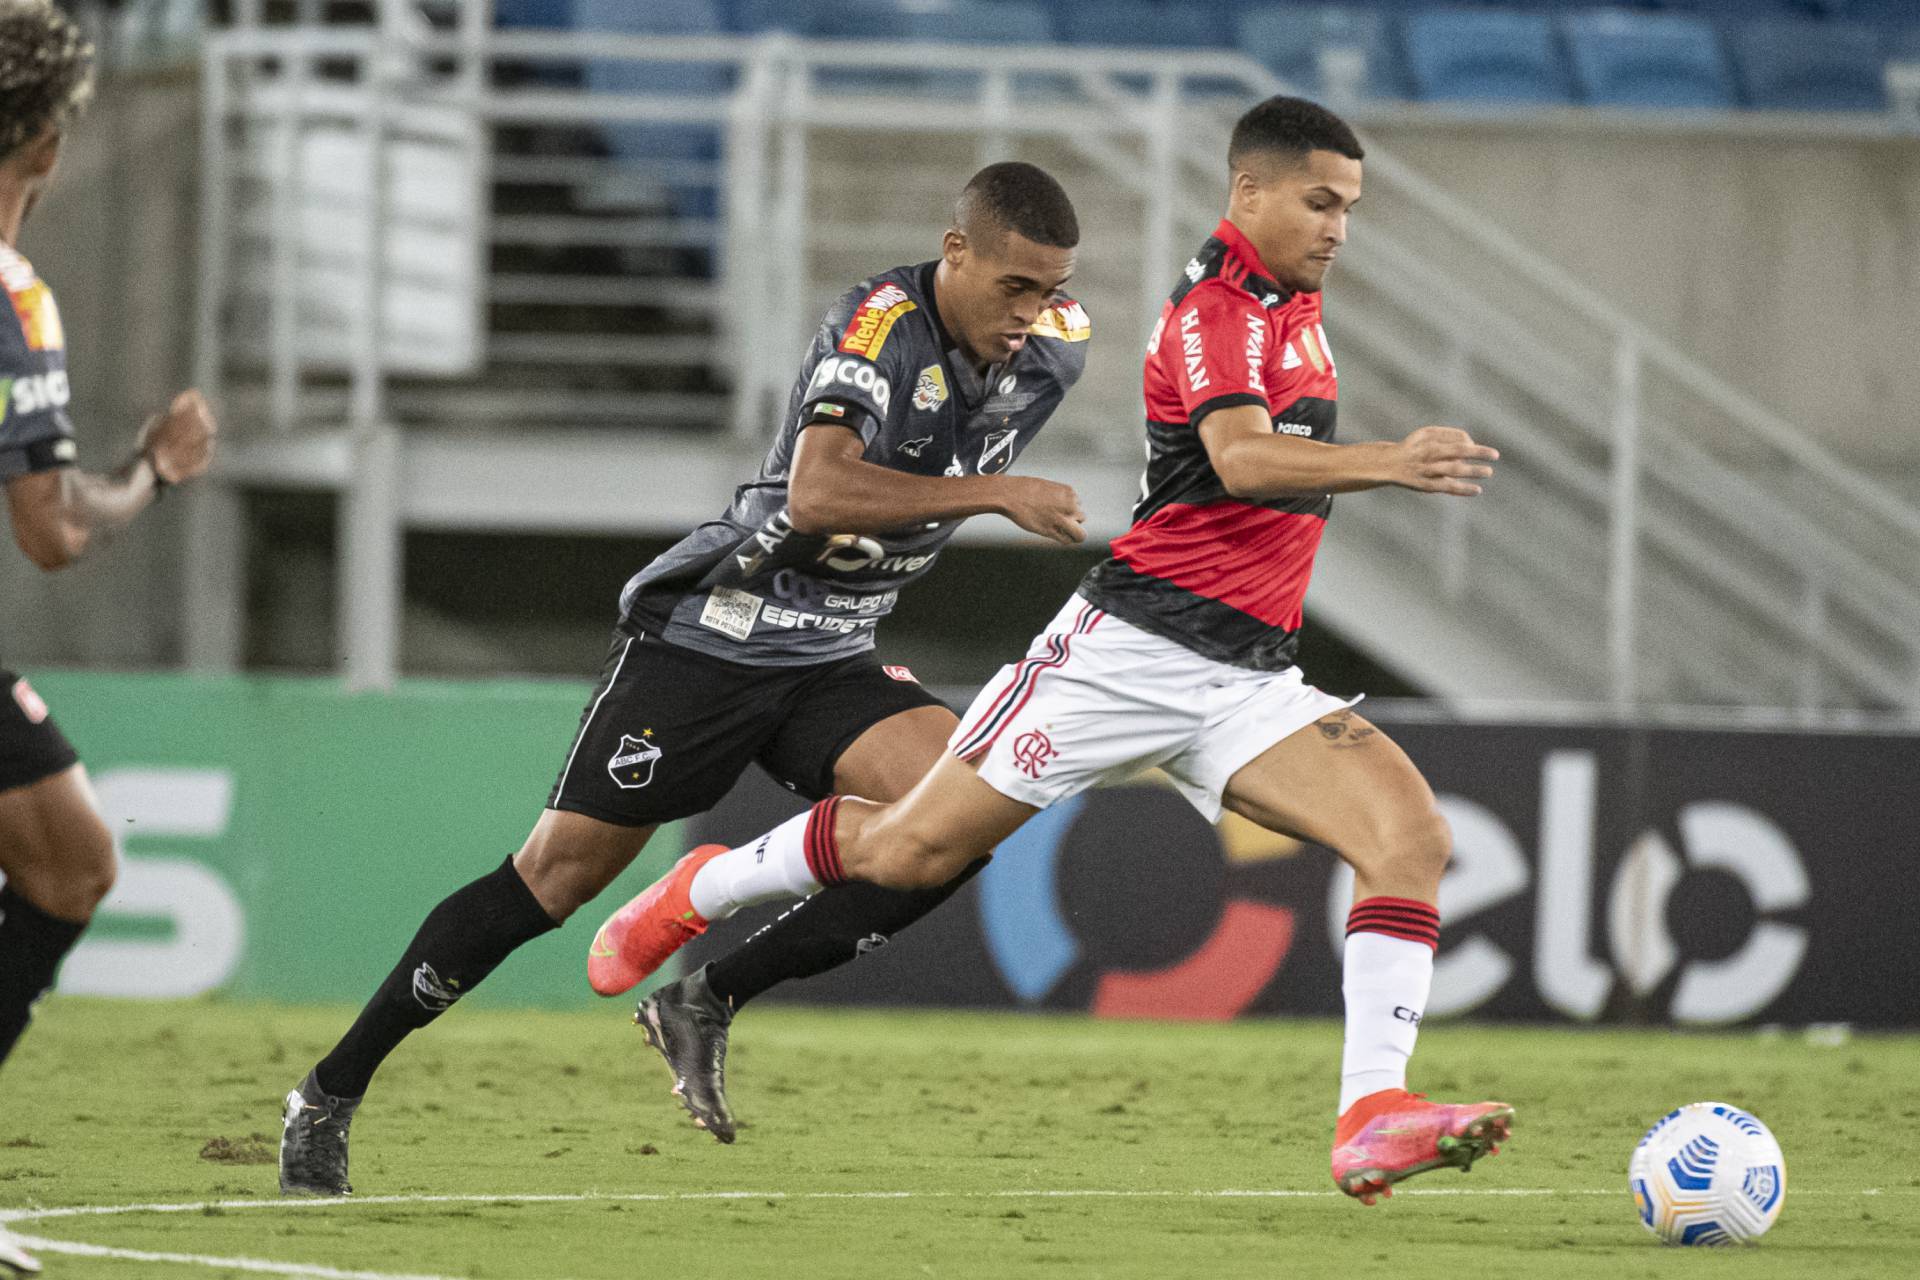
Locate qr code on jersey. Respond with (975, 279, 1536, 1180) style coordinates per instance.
(699, 587, 761, 641)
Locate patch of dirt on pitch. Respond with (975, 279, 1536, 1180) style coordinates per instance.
(198, 1134, 277, 1165)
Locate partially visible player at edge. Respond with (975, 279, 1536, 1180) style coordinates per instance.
(276, 162, 1092, 1195)
(596, 95, 1514, 1204)
(0, 4, 219, 1273)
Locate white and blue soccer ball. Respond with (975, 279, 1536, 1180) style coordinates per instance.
(1629, 1102, 1786, 1246)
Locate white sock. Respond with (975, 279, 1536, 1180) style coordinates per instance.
(688, 808, 823, 921)
(1338, 930, 1435, 1114)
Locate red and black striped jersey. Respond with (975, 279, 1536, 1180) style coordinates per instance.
(1079, 219, 1338, 671)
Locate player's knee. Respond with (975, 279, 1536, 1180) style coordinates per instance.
(1347, 804, 1450, 889)
(1388, 807, 1452, 885)
(41, 814, 117, 919)
(511, 842, 605, 922)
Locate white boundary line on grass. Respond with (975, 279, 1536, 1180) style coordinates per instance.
(0, 1187, 1899, 1278)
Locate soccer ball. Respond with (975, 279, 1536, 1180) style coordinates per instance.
(1629, 1102, 1786, 1246)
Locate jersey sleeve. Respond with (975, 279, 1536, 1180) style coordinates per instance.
(795, 280, 917, 446)
(1168, 281, 1268, 428)
(0, 284, 76, 481)
(1027, 296, 1091, 390)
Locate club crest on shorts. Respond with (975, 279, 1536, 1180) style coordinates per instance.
(608, 730, 664, 790)
(1011, 729, 1058, 779)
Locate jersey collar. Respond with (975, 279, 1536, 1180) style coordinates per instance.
(917, 259, 1005, 409)
(917, 260, 960, 355)
(1211, 218, 1288, 300)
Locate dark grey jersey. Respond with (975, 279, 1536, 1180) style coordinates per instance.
(623, 261, 1090, 666)
(1, 244, 76, 667)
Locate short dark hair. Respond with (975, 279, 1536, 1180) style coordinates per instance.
(954, 161, 1079, 251)
(0, 1, 94, 163)
(1228, 96, 1364, 173)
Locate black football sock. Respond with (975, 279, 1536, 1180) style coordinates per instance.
(704, 856, 988, 1010)
(0, 883, 88, 1071)
(314, 856, 557, 1098)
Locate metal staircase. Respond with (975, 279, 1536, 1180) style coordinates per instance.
(193, 21, 1920, 710)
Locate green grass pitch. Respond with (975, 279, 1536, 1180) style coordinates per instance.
(3, 998, 1916, 1279)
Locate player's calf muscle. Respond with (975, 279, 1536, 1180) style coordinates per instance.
(838, 802, 968, 890)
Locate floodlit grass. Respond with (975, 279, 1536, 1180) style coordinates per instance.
(4, 999, 1916, 1278)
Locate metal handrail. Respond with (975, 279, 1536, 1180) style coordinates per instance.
(198, 25, 1919, 705)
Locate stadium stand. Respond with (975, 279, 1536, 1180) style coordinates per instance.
(1402, 9, 1575, 104)
(800, 0, 1056, 44)
(1563, 10, 1735, 109)
(493, 0, 570, 26)
(573, 0, 731, 217)
(1656, 0, 1820, 17)
(809, 0, 1059, 95)
(1844, 0, 1920, 22)
(477, 0, 1920, 116)
(1055, 1, 1221, 49)
(1236, 5, 1409, 102)
(729, 0, 815, 34)
(1726, 18, 1890, 111)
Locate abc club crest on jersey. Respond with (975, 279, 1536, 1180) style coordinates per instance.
(838, 282, 916, 360)
(608, 731, 664, 789)
(979, 428, 1019, 474)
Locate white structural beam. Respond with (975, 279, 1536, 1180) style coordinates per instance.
(217, 430, 1147, 545)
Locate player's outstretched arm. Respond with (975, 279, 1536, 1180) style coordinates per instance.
(5, 389, 217, 570)
(1198, 405, 1497, 501)
(788, 423, 1085, 544)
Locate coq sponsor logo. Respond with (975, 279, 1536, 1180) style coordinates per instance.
(809, 356, 892, 415)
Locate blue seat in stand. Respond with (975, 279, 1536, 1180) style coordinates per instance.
(1403, 8, 1577, 105)
(1727, 18, 1888, 110)
(1564, 10, 1735, 109)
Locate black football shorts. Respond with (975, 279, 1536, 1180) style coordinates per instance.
(0, 670, 80, 794)
(547, 618, 947, 828)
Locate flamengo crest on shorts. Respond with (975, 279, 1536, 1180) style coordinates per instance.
(1010, 729, 1058, 778)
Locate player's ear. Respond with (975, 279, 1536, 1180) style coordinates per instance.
(1229, 167, 1263, 214)
(941, 228, 969, 271)
(20, 127, 62, 181)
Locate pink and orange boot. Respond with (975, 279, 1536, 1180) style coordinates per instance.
(587, 844, 728, 996)
(1331, 1089, 1514, 1205)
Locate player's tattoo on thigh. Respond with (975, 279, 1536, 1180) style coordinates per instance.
(1313, 708, 1378, 749)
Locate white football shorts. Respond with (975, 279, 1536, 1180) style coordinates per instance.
(948, 593, 1360, 821)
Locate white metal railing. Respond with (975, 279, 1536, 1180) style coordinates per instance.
(197, 25, 1920, 710)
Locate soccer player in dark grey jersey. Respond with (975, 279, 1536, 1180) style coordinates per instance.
(0, 7, 217, 1268)
(623, 249, 1088, 667)
(280, 162, 1090, 1193)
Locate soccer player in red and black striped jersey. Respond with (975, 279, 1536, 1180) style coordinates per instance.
(601, 96, 1513, 1202)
